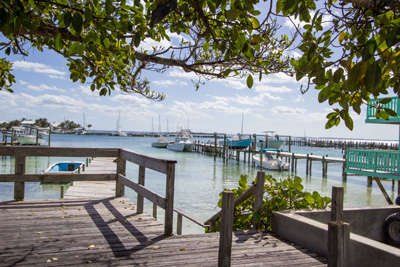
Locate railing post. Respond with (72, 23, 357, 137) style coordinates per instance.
(218, 191, 235, 267)
(14, 156, 26, 201)
(164, 162, 175, 235)
(328, 187, 349, 267)
(137, 165, 145, 213)
(177, 214, 183, 235)
(116, 157, 126, 197)
(253, 171, 265, 229)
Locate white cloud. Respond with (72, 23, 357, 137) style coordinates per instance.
(215, 79, 246, 90)
(13, 61, 66, 77)
(254, 84, 292, 93)
(112, 93, 151, 109)
(26, 84, 66, 93)
(293, 95, 305, 102)
(168, 69, 199, 80)
(153, 80, 177, 86)
(271, 105, 326, 121)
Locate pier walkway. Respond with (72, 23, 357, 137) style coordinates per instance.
(0, 157, 327, 266)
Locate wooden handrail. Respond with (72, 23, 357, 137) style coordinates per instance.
(0, 173, 117, 183)
(120, 149, 177, 174)
(174, 207, 208, 229)
(0, 146, 178, 235)
(0, 146, 120, 157)
(204, 183, 257, 225)
(118, 174, 166, 209)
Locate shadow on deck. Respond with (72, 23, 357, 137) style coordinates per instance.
(0, 197, 327, 266)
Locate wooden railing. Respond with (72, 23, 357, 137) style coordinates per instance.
(346, 149, 400, 175)
(0, 146, 178, 235)
(0, 146, 268, 239)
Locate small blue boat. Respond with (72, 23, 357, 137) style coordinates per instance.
(220, 138, 254, 149)
(42, 161, 85, 174)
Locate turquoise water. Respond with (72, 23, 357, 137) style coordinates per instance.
(1, 133, 398, 233)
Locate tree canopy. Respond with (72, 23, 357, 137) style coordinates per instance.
(1, 0, 400, 129)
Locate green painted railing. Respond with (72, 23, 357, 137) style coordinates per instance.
(366, 97, 400, 123)
(346, 149, 400, 175)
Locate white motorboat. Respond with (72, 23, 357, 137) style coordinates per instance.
(167, 128, 194, 152)
(151, 135, 173, 148)
(253, 152, 289, 171)
(257, 131, 284, 149)
(12, 121, 47, 145)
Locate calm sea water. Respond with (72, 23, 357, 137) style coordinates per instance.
(1, 133, 398, 233)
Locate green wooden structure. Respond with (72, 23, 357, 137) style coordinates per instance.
(345, 96, 400, 203)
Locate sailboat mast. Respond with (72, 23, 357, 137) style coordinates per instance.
(151, 117, 154, 136)
(158, 115, 161, 134)
(241, 113, 244, 135)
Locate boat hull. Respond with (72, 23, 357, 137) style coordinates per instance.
(220, 138, 253, 149)
(257, 140, 284, 149)
(152, 141, 170, 148)
(253, 155, 289, 171)
(16, 135, 46, 145)
(42, 161, 85, 174)
(167, 143, 194, 152)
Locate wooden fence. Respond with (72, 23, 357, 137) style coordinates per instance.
(0, 146, 178, 235)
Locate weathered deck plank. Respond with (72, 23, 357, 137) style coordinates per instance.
(0, 196, 327, 266)
(0, 157, 327, 266)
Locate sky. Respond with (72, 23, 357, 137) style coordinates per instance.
(0, 7, 399, 141)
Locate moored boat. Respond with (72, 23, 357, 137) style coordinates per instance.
(220, 137, 253, 149)
(12, 121, 48, 145)
(167, 128, 194, 152)
(253, 149, 289, 171)
(151, 135, 173, 148)
(42, 161, 85, 174)
(257, 131, 284, 149)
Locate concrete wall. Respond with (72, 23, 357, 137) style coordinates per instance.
(271, 206, 400, 267)
(291, 206, 400, 242)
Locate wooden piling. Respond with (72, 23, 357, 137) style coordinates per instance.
(137, 165, 145, 213)
(218, 191, 235, 267)
(60, 185, 65, 199)
(328, 186, 349, 267)
(254, 171, 265, 229)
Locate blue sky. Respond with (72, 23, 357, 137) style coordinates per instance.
(0, 11, 398, 141)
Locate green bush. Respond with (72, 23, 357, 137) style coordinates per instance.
(209, 174, 331, 232)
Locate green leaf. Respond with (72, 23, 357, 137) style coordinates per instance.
(344, 114, 354, 130)
(203, 42, 209, 51)
(247, 75, 253, 88)
(380, 98, 392, 104)
(384, 108, 398, 117)
(251, 17, 260, 29)
(64, 12, 72, 27)
(365, 61, 382, 91)
(281, 0, 296, 15)
(72, 12, 83, 34)
(226, 9, 242, 20)
(55, 33, 62, 50)
(105, 0, 113, 15)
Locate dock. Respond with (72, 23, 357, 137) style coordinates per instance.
(0, 150, 327, 266)
(194, 141, 347, 178)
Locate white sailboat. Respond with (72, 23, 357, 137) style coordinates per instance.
(113, 110, 127, 136)
(151, 115, 173, 148)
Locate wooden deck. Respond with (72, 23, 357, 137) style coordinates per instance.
(0, 158, 327, 266)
